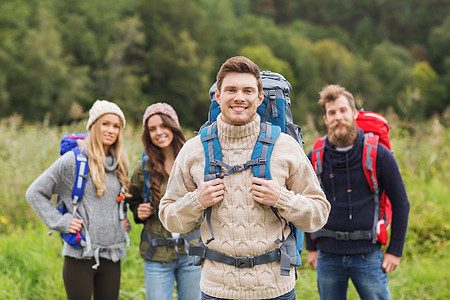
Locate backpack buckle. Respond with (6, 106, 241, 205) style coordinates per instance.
(335, 231, 349, 240)
(268, 89, 276, 100)
(256, 158, 266, 165)
(204, 173, 222, 181)
(167, 238, 184, 247)
(211, 160, 221, 166)
(232, 164, 245, 172)
(234, 256, 255, 268)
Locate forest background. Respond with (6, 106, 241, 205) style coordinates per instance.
(0, 0, 449, 299)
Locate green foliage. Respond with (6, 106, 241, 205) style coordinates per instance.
(414, 61, 448, 117)
(137, 0, 215, 127)
(261, 0, 450, 47)
(0, 223, 65, 299)
(0, 222, 146, 300)
(1, 0, 449, 128)
(428, 15, 450, 74)
(0, 1, 449, 297)
(369, 42, 415, 116)
(240, 44, 294, 81)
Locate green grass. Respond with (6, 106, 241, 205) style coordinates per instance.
(0, 116, 449, 299)
(0, 222, 146, 299)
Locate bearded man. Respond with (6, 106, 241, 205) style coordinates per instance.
(305, 85, 410, 300)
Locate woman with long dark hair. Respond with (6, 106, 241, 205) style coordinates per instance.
(127, 103, 201, 300)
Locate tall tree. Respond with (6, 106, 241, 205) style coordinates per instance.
(369, 42, 414, 116)
(138, 0, 215, 128)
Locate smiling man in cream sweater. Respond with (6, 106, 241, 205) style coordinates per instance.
(159, 56, 330, 300)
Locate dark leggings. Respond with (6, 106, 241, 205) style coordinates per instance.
(63, 256, 121, 300)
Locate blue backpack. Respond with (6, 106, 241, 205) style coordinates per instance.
(56, 133, 89, 248)
(56, 133, 128, 250)
(189, 71, 304, 277)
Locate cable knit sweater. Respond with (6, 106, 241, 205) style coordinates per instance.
(159, 114, 330, 299)
(26, 150, 128, 262)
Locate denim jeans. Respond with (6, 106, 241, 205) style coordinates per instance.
(144, 254, 201, 300)
(316, 249, 390, 300)
(201, 288, 296, 300)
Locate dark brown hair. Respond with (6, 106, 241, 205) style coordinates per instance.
(216, 56, 262, 94)
(142, 113, 186, 201)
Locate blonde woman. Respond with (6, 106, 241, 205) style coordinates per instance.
(26, 100, 130, 300)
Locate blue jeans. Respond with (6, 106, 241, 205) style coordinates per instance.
(201, 288, 296, 300)
(317, 249, 390, 300)
(144, 254, 201, 300)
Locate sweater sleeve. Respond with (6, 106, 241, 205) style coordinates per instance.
(272, 135, 330, 233)
(25, 153, 75, 233)
(159, 137, 206, 233)
(377, 145, 410, 257)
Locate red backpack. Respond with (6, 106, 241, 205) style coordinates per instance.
(310, 110, 392, 245)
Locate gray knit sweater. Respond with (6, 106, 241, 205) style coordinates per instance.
(26, 150, 128, 261)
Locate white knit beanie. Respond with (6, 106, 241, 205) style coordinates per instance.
(86, 100, 126, 130)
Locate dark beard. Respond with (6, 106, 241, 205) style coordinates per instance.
(328, 120, 358, 148)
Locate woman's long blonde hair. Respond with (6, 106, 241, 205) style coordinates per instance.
(83, 116, 130, 197)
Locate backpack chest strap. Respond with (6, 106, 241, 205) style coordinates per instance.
(189, 245, 282, 269)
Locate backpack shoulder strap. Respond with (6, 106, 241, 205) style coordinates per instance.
(142, 150, 153, 204)
(255, 123, 300, 275)
(251, 122, 281, 179)
(363, 133, 379, 193)
(201, 122, 222, 182)
(311, 136, 327, 181)
(200, 122, 221, 244)
(71, 148, 88, 206)
(363, 132, 382, 244)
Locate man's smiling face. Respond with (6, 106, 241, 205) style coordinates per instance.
(215, 72, 264, 125)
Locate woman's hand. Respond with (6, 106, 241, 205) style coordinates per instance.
(69, 218, 83, 233)
(137, 203, 153, 221)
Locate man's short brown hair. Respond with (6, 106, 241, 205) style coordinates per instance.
(216, 56, 262, 94)
(318, 84, 356, 114)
